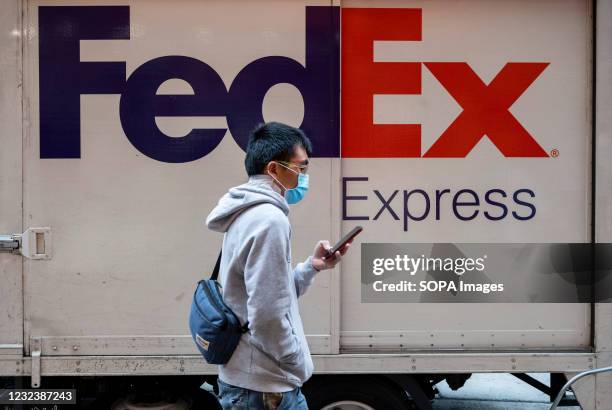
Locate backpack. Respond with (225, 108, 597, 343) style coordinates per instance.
(189, 249, 249, 364)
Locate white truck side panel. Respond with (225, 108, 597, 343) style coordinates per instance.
(595, 0, 612, 406)
(340, 0, 591, 351)
(22, 0, 337, 355)
(0, 0, 24, 355)
(20, 0, 593, 356)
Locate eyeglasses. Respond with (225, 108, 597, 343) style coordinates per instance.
(276, 160, 309, 174)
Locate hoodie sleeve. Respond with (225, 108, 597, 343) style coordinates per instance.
(292, 256, 319, 298)
(242, 217, 301, 364)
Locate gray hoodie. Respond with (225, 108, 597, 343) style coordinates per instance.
(205, 173, 319, 393)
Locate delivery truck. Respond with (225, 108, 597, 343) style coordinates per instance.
(1, 0, 611, 408)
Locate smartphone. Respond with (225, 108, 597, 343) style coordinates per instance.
(325, 226, 363, 258)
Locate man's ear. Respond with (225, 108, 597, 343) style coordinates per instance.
(265, 161, 277, 178)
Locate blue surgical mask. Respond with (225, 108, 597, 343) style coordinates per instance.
(285, 173, 309, 204)
(270, 162, 309, 204)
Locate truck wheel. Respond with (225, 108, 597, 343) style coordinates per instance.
(303, 376, 415, 410)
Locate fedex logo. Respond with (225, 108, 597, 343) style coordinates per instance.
(39, 6, 549, 162)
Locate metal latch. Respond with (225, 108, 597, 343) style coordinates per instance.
(0, 227, 52, 259)
(0, 234, 20, 252)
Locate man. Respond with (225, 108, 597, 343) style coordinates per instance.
(205, 122, 352, 409)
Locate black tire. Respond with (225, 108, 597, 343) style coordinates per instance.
(302, 376, 415, 410)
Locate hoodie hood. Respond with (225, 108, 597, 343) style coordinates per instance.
(205, 174, 289, 233)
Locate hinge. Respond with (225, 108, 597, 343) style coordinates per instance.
(31, 337, 42, 388)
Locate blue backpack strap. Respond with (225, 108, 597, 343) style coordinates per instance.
(209, 248, 249, 333)
(241, 321, 250, 333)
(210, 250, 222, 281)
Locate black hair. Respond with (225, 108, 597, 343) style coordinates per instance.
(244, 122, 313, 176)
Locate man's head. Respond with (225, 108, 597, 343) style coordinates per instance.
(245, 122, 312, 195)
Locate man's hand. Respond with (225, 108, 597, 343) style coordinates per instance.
(311, 238, 353, 271)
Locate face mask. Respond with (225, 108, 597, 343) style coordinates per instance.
(269, 162, 309, 204)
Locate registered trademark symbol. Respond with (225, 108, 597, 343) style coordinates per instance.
(550, 149, 559, 157)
